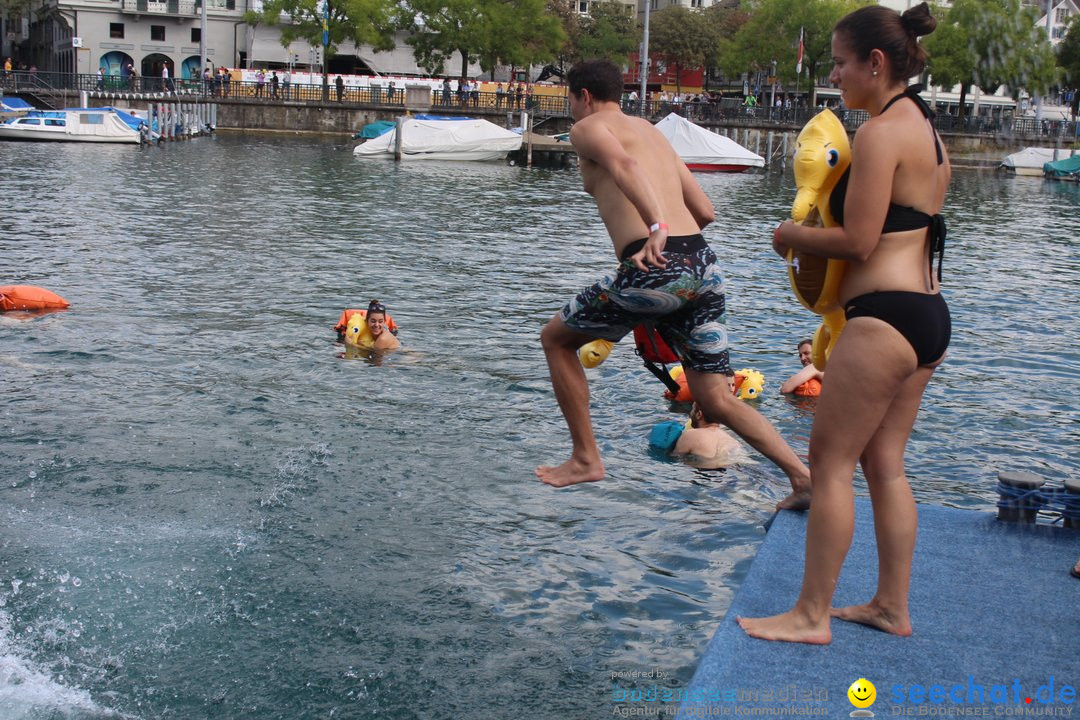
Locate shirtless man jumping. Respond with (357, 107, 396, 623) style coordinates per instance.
(535, 59, 811, 510)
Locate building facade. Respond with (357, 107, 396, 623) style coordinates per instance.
(5, 0, 243, 77)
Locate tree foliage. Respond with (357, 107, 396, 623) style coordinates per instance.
(925, 0, 1058, 117)
(721, 0, 863, 91)
(398, 0, 563, 78)
(1057, 16, 1080, 116)
(251, 0, 397, 58)
(648, 6, 721, 93)
(549, 0, 638, 67)
(577, 1, 639, 64)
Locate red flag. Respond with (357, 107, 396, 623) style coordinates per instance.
(796, 27, 804, 74)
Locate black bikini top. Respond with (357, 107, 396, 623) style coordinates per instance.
(828, 84, 946, 281)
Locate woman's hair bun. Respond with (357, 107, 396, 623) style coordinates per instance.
(901, 2, 937, 37)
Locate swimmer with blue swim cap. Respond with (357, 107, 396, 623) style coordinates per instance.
(651, 403, 745, 469)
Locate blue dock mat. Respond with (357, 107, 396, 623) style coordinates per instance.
(678, 500, 1079, 717)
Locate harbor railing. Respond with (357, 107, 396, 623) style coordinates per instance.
(3, 70, 1076, 140)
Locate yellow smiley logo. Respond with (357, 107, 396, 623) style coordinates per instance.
(848, 678, 877, 708)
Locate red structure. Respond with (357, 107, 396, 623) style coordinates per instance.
(624, 52, 706, 91)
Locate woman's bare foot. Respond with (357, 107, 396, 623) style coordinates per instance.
(777, 489, 811, 511)
(831, 600, 912, 637)
(536, 456, 605, 488)
(737, 609, 831, 644)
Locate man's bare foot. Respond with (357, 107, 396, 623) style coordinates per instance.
(777, 490, 811, 511)
(831, 601, 912, 637)
(536, 457, 605, 488)
(737, 610, 831, 644)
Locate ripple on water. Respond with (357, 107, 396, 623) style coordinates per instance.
(0, 139, 1077, 718)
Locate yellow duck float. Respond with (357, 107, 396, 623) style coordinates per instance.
(787, 109, 851, 370)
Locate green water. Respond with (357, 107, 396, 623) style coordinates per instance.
(1, 135, 1077, 719)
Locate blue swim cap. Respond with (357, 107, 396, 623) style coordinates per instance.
(649, 420, 685, 452)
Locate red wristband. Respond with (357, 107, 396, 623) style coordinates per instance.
(773, 225, 783, 244)
(649, 222, 669, 233)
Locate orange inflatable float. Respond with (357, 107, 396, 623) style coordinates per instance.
(0, 285, 70, 312)
(662, 366, 764, 403)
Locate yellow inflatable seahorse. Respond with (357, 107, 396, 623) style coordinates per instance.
(787, 109, 851, 370)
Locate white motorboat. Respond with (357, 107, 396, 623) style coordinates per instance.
(1000, 147, 1060, 176)
(354, 116, 522, 161)
(654, 113, 765, 172)
(0, 107, 143, 144)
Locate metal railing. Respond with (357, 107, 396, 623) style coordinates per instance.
(4, 71, 1076, 140)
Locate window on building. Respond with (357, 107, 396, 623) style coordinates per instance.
(151, 25, 165, 41)
(1055, 8, 1071, 23)
(577, 0, 588, 12)
(109, 23, 124, 39)
(191, 28, 201, 42)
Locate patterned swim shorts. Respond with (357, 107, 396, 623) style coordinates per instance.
(560, 234, 731, 375)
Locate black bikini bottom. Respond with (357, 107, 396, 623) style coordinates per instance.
(844, 291, 951, 366)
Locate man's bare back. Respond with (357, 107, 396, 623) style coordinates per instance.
(568, 105, 715, 264)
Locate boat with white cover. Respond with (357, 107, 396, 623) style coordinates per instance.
(0, 107, 143, 143)
(353, 115, 522, 161)
(1000, 147, 1061, 176)
(654, 113, 765, 172)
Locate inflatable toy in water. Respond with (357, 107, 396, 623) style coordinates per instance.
(662, 366, 765, 403)
(787, 109, 851, 369)
(0, 285, 70, 312)
(663, 365, 693, 403)
(578, 338, 614, 369)
(344, 310, 398, 349)
(333, 308, 399, 349)
(733, 368, 765, 400)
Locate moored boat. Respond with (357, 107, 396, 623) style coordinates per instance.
(654, 113, 765, 172)
(0, 107, 143, 144)
(1000, 147, 1060, 176)
(353, 115, 522, 161)
(1043, 154, 1080, 182)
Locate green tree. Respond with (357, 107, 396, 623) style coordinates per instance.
(1056, 17, 1080, 119)
(648, 6, 720, 94)
(925, 0, 1058, 120)
(723, 0, 863, 105)
(252, 0, 397, 57)
(250, 0, 396, 96)
(575, 1, 639, 65)
(398, 0, 562, 80)
(547, 0, 638, 68)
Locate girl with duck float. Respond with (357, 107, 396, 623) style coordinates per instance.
(739, 3, 951, 645)
(336, 300, 401, 351)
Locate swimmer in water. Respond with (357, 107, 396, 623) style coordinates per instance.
(779, 338, 824, 396)
(671, 403, 747, 469)
(362, 300, 400, 351)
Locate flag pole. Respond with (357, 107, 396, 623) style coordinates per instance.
(795, 27, 804, 108)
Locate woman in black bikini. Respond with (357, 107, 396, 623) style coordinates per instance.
(739, 2, 950, 644)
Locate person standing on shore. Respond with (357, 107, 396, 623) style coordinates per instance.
(738, 2, 951, 644)
(534, 59, 811, 510)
